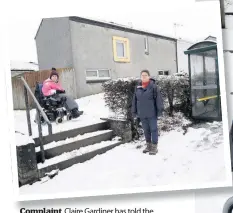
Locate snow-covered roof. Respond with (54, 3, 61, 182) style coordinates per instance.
(10, 61, 39, 71)
(191, 36, 217, 46)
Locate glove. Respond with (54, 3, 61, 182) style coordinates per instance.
(56, 90, 65, 94)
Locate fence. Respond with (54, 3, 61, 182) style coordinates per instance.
(11, 68, 77, 110)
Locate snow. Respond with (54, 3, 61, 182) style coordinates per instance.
(37, 137, 121, 169)
(108, 109, 127, 121)
(105, 77, 137, 83)
(15, 92, 227, 196)
(158, 111, 192, 134)
(15, 132, 34, 146)
(10, 61, 39, 71)
(20, 119, 226, 196)
(35, 129, 113, 152)
(45, 169, 59, 177)
(14, 93, 108, 138)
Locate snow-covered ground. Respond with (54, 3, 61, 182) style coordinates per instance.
(35, 129, 113, 152)
(20, 121, 226, 195)
(15, 93, 228, 196)
(14, 93, 109, 139)
(37, 137, 121, 169)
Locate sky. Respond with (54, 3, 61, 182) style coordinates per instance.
(7, 0, 222, 63)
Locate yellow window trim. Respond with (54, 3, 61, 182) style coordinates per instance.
(112, 36, 130, 63)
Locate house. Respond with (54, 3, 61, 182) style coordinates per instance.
(10, 61, 39, 77)
(35, 16, 179, 98)
(204, 35, 217, 42)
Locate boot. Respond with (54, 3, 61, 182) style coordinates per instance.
(143, 143, 151, 153)
(149, 143, 158, 155)
(71, 109, 83, 118)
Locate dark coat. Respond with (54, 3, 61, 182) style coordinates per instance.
(131, 78, 164, 119)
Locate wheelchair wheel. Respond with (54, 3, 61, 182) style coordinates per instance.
(55, 117, 63, 124)
(67, 113, 72, 121)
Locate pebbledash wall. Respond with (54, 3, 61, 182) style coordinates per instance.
(35, 16, 182, 99)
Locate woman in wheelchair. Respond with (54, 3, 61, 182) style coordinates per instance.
(35, 68, 83, 124)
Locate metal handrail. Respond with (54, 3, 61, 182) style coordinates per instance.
(20, 76, 52, 163)
(21, 77, 51, 125)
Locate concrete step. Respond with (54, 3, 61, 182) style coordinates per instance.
(36, 130, 113, 163)
(34, 121, 109, 147)
(37, 138, 124, 178)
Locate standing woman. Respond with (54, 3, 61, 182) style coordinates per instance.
(132, 70, 164, 155)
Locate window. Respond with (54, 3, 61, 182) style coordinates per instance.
(116, 41, 125, 57)
(98, 69, 110, 77)
(164, 71, 169, 75)
(158, 70, 169, 76)
(86, 69, 111, 82)
(112, 36, 130, 62)
(144, 37, 149, 55)
(86, 70, 98, 77)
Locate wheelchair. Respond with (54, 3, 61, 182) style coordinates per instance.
(34, 82, 73, 124)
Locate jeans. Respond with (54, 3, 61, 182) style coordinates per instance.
(140, 116, 158, 144)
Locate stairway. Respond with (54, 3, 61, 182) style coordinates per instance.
(34, 121, 124, 178)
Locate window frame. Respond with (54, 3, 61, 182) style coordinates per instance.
(112, 36, 130, 63)
(144, 37, 149, 55)
(158, 70, 170, 76)
(86, 69, 111, 82)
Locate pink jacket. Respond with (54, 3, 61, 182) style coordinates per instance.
(42, 78, 64, 96)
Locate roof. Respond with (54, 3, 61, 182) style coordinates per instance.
(10, 61, 39, 71)
(35, 16, 177, 42)
(184, 40, 217, 55)
(187, 40, 216, 50)
(35, 19, 44, 40)
(204, 35, 217, 41)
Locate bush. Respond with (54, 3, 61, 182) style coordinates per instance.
(102, 73, 191, 139)
(102, 78, 139, 139)
(157, 72, 191, 117)
(158, 111, 192, 135)
(102, 77, 138, 120)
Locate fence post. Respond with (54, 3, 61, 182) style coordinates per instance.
(24, 86, 32, 136)
(36, 108, 45, 163)
(48, 124, 52, 135)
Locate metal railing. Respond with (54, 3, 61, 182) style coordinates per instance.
(20, 76, 52, 163)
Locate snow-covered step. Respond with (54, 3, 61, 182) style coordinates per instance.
(34, 121, 109, 147)
(36, 130, 113, 163)
(38, 137, 124, 178)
